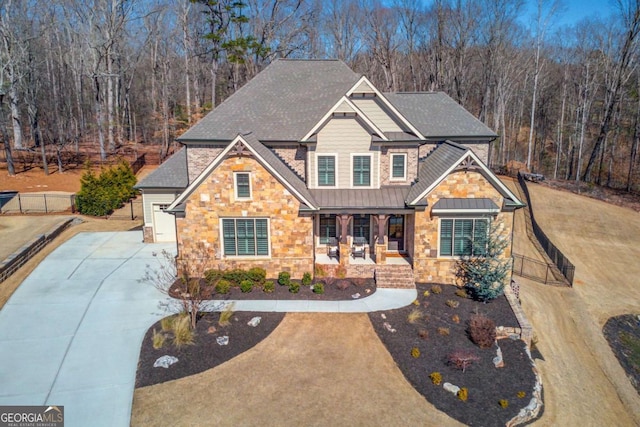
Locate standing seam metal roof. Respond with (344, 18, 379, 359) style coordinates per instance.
(310, 187, 410, 209)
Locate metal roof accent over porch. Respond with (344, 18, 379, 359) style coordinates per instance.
(310, 186, 411, 212)
(431, 198, 500, 214)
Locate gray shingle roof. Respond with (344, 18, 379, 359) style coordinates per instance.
(135, 148, 188, 189)
(384, 92, 498, 139)
(239, 132, 317, 208)
(178, 60, 360, 142)
(431, 198, 499, 213)
(310, 187, 410, 210)
(405, 141, 468, 204)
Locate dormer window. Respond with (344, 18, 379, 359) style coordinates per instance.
(234, 172, 251, 200)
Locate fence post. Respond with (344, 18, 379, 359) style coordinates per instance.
(130, 199, 134, 220)
(18, 194, 22, 213)
(44, 194, 48, 213)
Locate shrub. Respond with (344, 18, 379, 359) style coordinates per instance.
(423, 290, 430, 297)
(263, 281, 275, 293)
(240, 280, 254, 293)
(452, 314, 461, 324)
(517, 391, 526, 399)
(458, 388, 468, 402)
(204, 269, 223, 285)
(412, 299, 420, 306)
(335, 279, 350, 290)
(468, 314, 497, 349)
(223, 269, 248, 284)
(314, 264, 327, 278)
(499, 399, 509, 409)
(446, 299, 460, 308)
(407, 308, 423, 324)
(313, 283, 324, 294)
(215, 279, 232, 294)
(411, 347, 420, 358)
(152, 329, 166, 349)
(455, 288, 468, 298)
(289, 282, 300, 293)
(76, 161, 137, 216)
(448, 349, 480, 373)
(335, 265, 347, 279)
(302, 272, 312, 286)
(431, 285, 442, 294)
(418, 329, 429, 340)
(172, 315, 195, 347)
(278, 271, 291, 286)
(438, 327, 450, 336)
(219, 303, 235, 326)
(247, 267, 266, 284)
(160, 315, 177, 332)
(429, 372, 442, 385)
(352, 278, 366, 287)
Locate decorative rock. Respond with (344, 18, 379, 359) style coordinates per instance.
(494, 345, 504, 368)
(365, 288, 372, 294)
(443, 382, 460, 395)
(381, 313, 387, 319)
(153, 355, 178, 368)
(207, 326, 217, 334)
(216, 336, 229, 346)
(383, 322, 396, 333)
(247, 316, 261, 327)
(351, 293, 361, 299)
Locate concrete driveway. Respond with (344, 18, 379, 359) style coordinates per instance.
(0, 231, 174, 427)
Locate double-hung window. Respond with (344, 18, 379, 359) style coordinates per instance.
(391, 153, 406, 180)
(317, 155, 335, 186)
(222, 218, 269, 256)
(353, 215, 370, 244)
(353, 155, 371, 187)
(234, 172, 251, 199)
(439, 218, 488, 256)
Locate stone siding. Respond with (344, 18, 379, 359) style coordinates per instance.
(176, 154, 314, 279)
(143, 226, 154, 243)
(187, 146, 224, 182)
(412, 170, 514, 284)
(271, 145, 307, 180)
(379, 146, 419, 185)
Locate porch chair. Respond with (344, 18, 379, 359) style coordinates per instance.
(351, 237, 367, 259)
(327, 237, 339, 259)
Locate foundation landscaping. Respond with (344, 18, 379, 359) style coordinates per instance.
(135, 265, 542, 426)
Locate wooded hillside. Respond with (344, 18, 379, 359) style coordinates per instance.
(1, 0, 639, 191)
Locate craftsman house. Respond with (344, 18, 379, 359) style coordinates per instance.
(136, 59, 524, 286)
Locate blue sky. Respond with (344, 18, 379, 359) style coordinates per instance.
(525, 0, 618, 28)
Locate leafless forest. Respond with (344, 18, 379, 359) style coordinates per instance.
(1, 0, 640, 191)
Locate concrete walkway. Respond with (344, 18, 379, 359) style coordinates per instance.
(0, 231, 415, 427)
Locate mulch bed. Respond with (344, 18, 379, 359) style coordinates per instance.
(603, 314, 640, 394)
(368, 283, 539, 427)
(136, 311, 285, 388)
(169, 277, 376, 301)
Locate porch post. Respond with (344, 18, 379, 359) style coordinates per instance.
(374, 214, 388, 265)
(338, 214, 352, 267)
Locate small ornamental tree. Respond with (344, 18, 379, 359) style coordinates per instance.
(455, 219, 511, 302)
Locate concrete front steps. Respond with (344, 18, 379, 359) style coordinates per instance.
(375, 264, 415, 289)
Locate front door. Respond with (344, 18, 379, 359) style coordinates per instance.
(387, 215, 404, 251)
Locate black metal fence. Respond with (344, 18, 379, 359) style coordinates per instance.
(516, 172, 575, 286)
(108, 198, 143, 220)
(512, 253, 569, 285)
(0, 192, 76, 214)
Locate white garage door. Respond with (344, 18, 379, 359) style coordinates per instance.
(152, 204, 176, 242)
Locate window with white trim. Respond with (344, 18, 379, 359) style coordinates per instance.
(439, 218, 488, 256)
(317, 155, 336, 186)
(222, 218, 269, 256)
(234, 172, 251, 199)
(353, 155, 371, 186)
(353, 215, 371, 244)
(390, 153, 406, 180)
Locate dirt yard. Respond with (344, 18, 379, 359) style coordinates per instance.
(132, 313, 464, 427)
(505, 178, 640, 426)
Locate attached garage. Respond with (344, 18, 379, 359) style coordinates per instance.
(152, 204, 176, 242)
